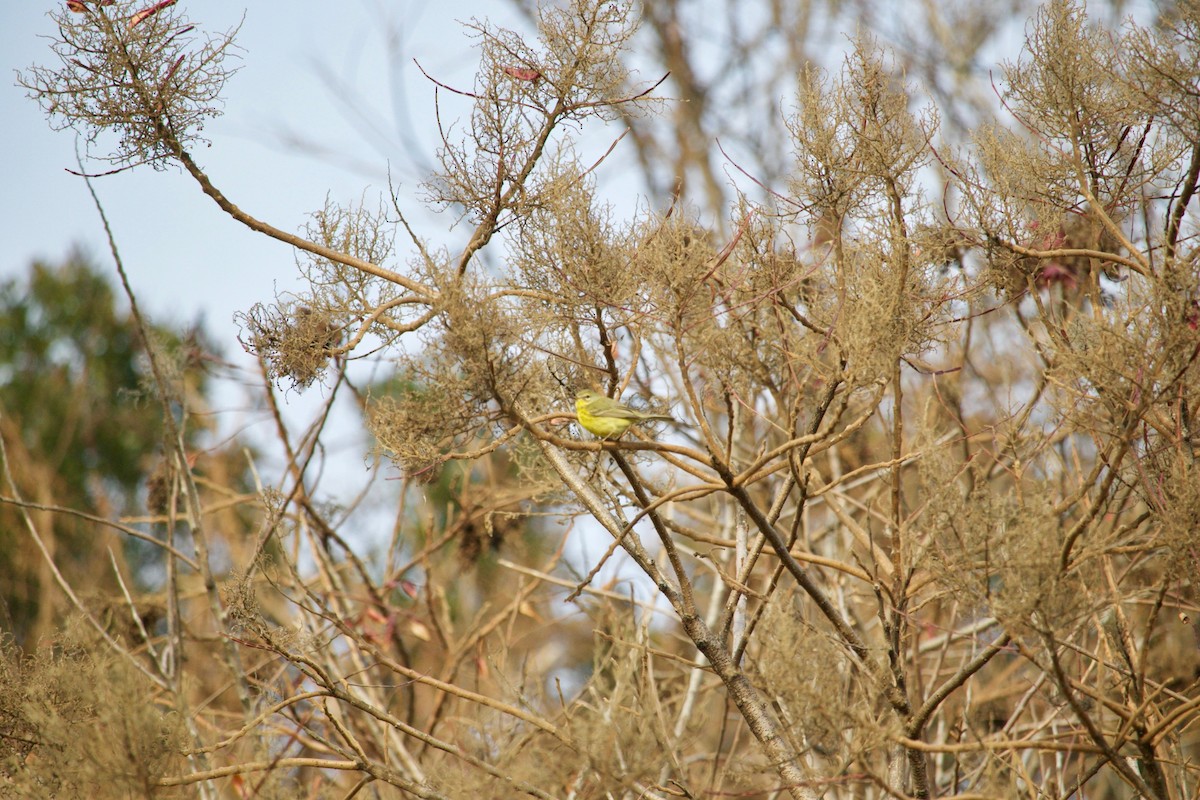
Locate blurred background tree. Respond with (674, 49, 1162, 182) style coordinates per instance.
(0, 251, 213, 643)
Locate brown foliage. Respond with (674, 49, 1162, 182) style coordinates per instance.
(10, 0, 1200, 797)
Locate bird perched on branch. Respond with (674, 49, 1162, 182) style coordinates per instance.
(574, 389, 673, 439)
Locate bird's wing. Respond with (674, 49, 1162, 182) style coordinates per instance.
(602, 406, 647, 420)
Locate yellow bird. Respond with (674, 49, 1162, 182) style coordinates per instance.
(574, 389, 673, 439)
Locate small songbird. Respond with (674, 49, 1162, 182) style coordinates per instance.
(574, 389, 673, 439)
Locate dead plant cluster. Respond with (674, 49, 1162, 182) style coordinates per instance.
(8, 0, 1200, 798)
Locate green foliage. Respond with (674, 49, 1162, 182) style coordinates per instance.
(0, 251, 191, 495)
(0, 252, 211, 642)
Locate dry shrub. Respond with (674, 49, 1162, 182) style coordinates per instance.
(368, 373, 482, 478)
(240, 300, 341, 390)
(14, 0, 1200, 796)
(929, 478, 1098, 635)
(563, 618, 675, 792)
(753, 590, 894, 763)
(513, 162, 642, 319)
(18, 0, 238, 169)
(0, 622, 187, 799)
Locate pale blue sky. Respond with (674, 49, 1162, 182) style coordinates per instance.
(1, 0, 522, 342)
(0, 0, 1165, 597)
(3, 1, 1164, 350)
(1, 1, 656, 581)
(0, 1, 542, 530)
